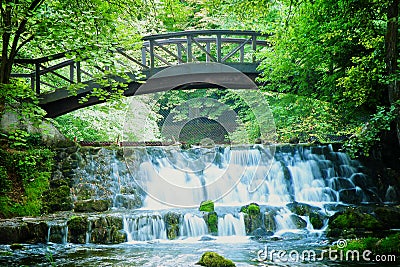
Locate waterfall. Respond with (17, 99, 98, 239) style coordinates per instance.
(135, 144, 370, 208)
(123, 213, 167, 241)
(180, 213, 208, 237)
(46, 221, 68, 244)
(218, 213, 246, 236)
(69, 144, 378, 241)
(274, 208, 297, 232)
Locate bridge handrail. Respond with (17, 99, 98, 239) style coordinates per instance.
(142, 30, 263, 40)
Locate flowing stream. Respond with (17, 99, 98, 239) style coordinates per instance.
(0, 144, 393, 266)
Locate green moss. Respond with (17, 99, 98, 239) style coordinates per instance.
(309, 212, 324, 229)
(165, 212, 180, 239)
(207, 212, 218, 234)
(67, 215, 88, 244)
(197, 252, 236, 267)
(0, 251, 13, 256)
(0, 148, 55, 217)
(334, 234, 400, 256)
(378, 233, 400, 255)
(42, 185, 72, 213)
(240, 203, 260, 216)
(200, 200, 214, 213)
(329, 208, 381, 230)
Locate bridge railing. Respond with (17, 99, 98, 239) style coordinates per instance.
(11, 30, 268, 95)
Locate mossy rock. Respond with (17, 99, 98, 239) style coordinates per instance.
(196, 252, 235, 267)
(203, 211, 218, 235)
(287, 202, 317, 216)
(374, 206, 400, 229)
(67, 215, 88, 244)
(309, 212, 325, 230)
(42, 185, 73, 213)
(10, 243, 24, 250)
(290, 215, 307, 229)
(327, 208, 383, 237)
(74, 199, 111, 212)
(240, 203, 260, 216)
(164, 212, 180, 239)
(200, 200, 214, 213)
(264, 211, 276, 232)
(241, 203, 262, 234)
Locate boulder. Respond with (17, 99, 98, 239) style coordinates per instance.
(264, 211, 276, 232)
(164, 212, 180, 239)
(241, 203, 262, 234)
(203, 211, 218, 235)
(290, 215, 307, 229)
(67, 215, 88, 244)
(200, 200, 215, 213)
(338, 188, 365, 204)
(309, 212, 325, 230)
(374, 206, 400, 229)
(327, 207, 383, 238)
(74, 199, 111, 212)
(287, 202, 320, 216)
(196, 251, 235, 267)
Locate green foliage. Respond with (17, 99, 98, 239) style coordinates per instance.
(344, 104, 398, 157)
(263, 92, 365, 143)
(0, 148, 54, 218)
(0, 80, 46, 126)
(257, 0, 388, 110)
(54, 97, 160, 142)
(42, 185, 72, 213)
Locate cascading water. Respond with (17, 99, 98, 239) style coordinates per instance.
(180, 213, 208, 237)
(123, 213, 167, 242)
(46, 221, 68, 244)
(218, 213, 246, 236)
(72, 144, 378, 241)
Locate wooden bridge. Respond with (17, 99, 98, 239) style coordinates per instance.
(11, 30, 268, 117)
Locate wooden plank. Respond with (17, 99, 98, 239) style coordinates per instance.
(252, 34, 257, 62)
(177, 43, 183, 64)
(143, 30, 263, 41)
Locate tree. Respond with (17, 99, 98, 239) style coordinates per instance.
(385, 0, 399, 146)
(0, 0, 145, 116)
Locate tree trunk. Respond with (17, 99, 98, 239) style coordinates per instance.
(385, 0, 400, 146)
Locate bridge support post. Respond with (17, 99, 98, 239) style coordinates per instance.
(35, 62, 40, 95)
(187, 35, 193, 62)
(216, 34, 222, 62)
